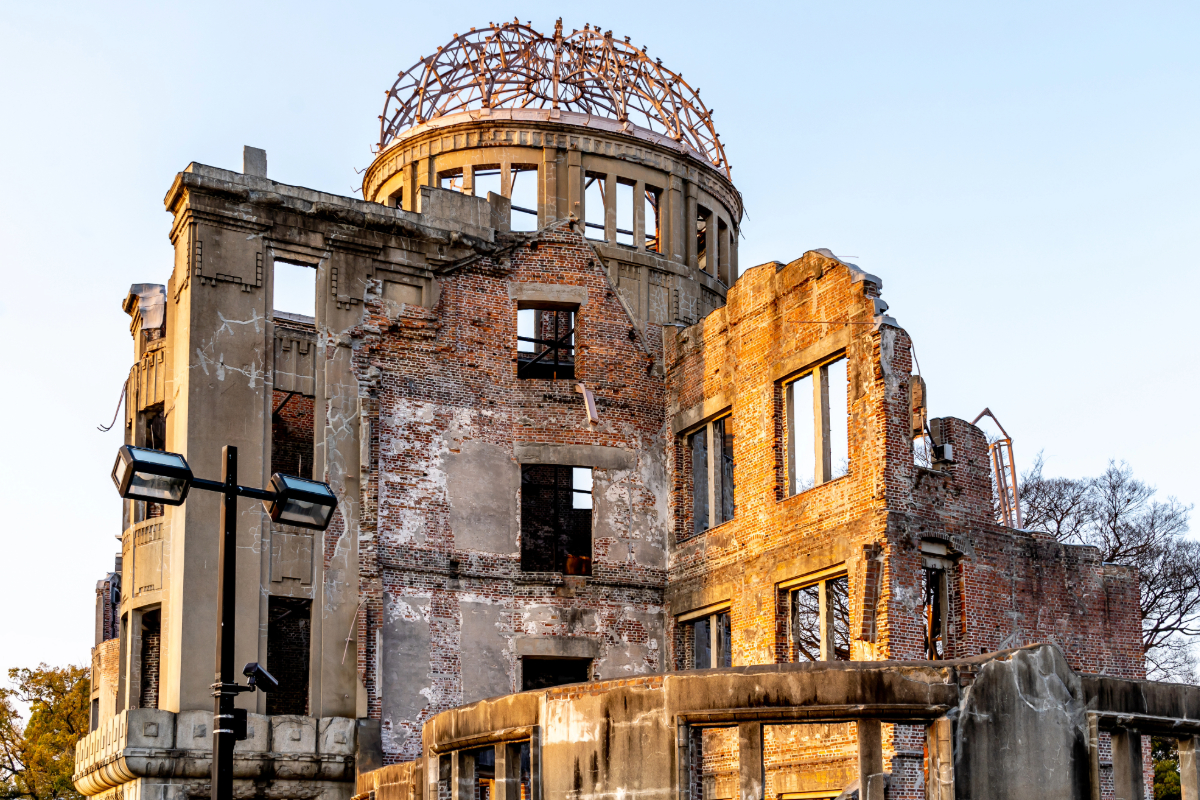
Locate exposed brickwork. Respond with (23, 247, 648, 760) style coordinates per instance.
(663, 251, 1145, 797)
(267, 596, 312, 715)
(138, 610, 160, 710)
(347, 223, 669, 762)
(272, 388, 315, 479)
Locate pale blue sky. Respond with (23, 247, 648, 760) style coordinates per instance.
(1, 1, 1197, 675)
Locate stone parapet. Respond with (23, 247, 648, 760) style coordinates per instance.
(74, 709, 357, 797)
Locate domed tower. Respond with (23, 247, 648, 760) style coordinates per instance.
(363, 19, 742, 325)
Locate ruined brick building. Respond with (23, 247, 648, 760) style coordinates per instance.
(75, 20, 1200, 800)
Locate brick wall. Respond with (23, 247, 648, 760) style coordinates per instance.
(272, 388, 315, 479)
(348, 224, 669, 762)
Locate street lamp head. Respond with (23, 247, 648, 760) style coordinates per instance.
(263, 474, 338, 530)
(112, 445, 193, 505)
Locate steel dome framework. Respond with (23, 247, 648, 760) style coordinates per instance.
(379, 19, 730, 177)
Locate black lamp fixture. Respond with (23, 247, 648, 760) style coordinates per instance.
(110, 443, 337, 800)
(111, 445, 194, 505)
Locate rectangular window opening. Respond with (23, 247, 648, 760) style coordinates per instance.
(516, 307, 575, 380)
(696, 206, 712, 272)
(272, 390, 315, 479)
(922, 566, 947, 660)
(717, 219, 731, 284)
(438, 168, 465, 193)
(266, 596, 311, 715)
(644, 186, 662, 253)
(510, 165, 539, 231)
(584, 173, 607, 241)
(520, 465, 592, 575)
(473, 166, 503, 200)
(785, 357, 850, 495)
(469, 746, 495, 800)
(139, 609, 160, 709)
(786, 575, 850, 662)
(504, 741, 532, 800)
(686, 610, 731, 669)
(521, 657, 591, 690)
(273, 260, 316, 319)
(688, 415, 735, 535)
(615, 179, 635, 246)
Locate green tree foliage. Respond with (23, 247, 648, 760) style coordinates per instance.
(0, 665, 90, 800)
(1153, 737, 1182, 800)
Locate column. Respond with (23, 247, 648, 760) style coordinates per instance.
(540, 147, 559, 225)
(1088, 716, 1102, 800)
(818, 581, 833, 661)
(530, 727, 542, 800)
(926, 718, 954, 800)
(858, 719, 884, 800)
(605, 171, 617, 243)
(667, 175, 685, 263)
(494, 745, 513, 800)
(738, 722, 763, 800)
(814, 365, 830, 484)
(501, 161, 512, 199)
(685, 181, 698, 269)
(709, 212, 719, 277)
(1111, 729, 1144, 800)
(452, 749, 476, 800)
(634, 179, 646, 251)
(1180, 736, 1200, 800)
(567, 150, 582, 223)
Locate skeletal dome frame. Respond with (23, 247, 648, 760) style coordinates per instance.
(379, 19, 730, 177)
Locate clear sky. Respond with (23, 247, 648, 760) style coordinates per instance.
(1, 1, 1197, 677)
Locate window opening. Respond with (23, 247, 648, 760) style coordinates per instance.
(785, 356, 850, 495)
(644, 186, 662, 253)
(687, 610, 731, 669)
(504, 741, 532, 800)
(787, 575, 850, 662)
(266, 596, 311, 714)
(139, 609, 160, 709)
(922, 564, 947, 660)
(438, 168, 465, 193)
(521, 657, 591, 690)
(473, 166, 503, 200)
(272, 390, 315, 479)
(520, 465, 592, 574)
(696, 206, 712, 272)
(717, 218, 731, 284)
(90, 699, 99, 732)
(388, 186, 404, 209)
(509, 165, 539, 231)
(516, 308, 575, 380)
(584, 173, 607, 240)
(615, 179, 635, 246)
(688, 415, 735, 534)
(273, 260, 316, 319)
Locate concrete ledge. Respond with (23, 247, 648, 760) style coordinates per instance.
(769, 326, 851, 383)
(507, 282, 588, 308)
(514, 636, 601, 659)
(671, 393, 731, 435)
(514, 443, 634, 470)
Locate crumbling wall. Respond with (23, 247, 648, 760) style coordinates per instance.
(348, 224, 670, 762)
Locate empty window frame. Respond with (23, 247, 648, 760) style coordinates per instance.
(472, 165, 503, 200)
(272, 389, 315, 479)
(584, 172, 607, 240)
(516, 307, 575, 380)
(644, 185, 662, 253)
(520, 465, 592, 575)
(509, 165, 539, 231)
(717, 218, 731, 285)
(521, 657, 591, 690)
(139, 609, 161, 709)
(688, 415, 735, 535)
(438, 168, 465, 193)
(615, 179, 635, 246)
(784, 574, 850, 662)
(682, 608, 731, 669)
(273, 260, 316, 319)
(921, 542, 951, 660)
(785, 357, 850, 494)
(696, 206, 712, 272)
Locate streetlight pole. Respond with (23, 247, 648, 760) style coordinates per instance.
(212, 445, 238, 800)
(110, 443, 337, 800)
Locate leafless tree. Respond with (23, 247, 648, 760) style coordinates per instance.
(1020, 456, 1200, 681)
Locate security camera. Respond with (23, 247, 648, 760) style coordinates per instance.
(242, 662, 279, 693)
